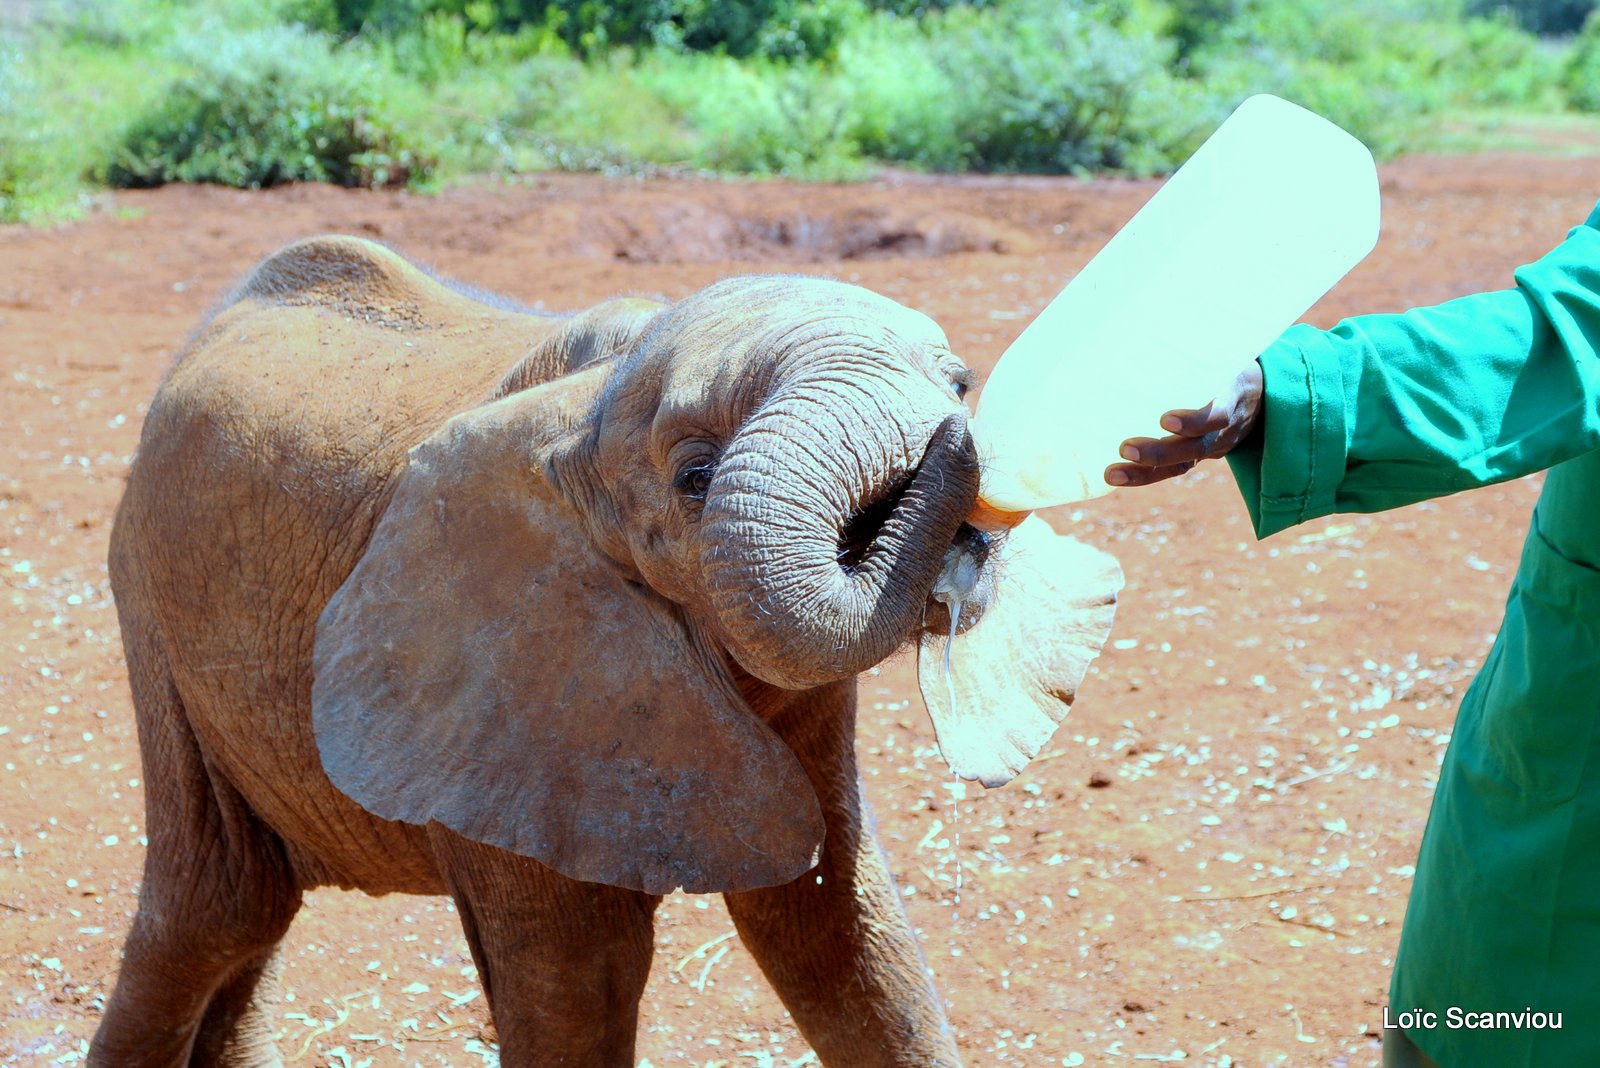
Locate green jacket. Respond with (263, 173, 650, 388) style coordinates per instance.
(1229, 201, 1600, 1067)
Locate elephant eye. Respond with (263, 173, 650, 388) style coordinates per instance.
(674, 461, 716, 501)
(951, 379, 969, 400)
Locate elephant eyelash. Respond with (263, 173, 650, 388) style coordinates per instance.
(673, 461, 717, 501)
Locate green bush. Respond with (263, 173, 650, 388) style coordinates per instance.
(375, 10, 566, 86)
(751, 0, 872, 61)
(341, 0, 809, 55)
(0, 25, 174, 222)
(41, 0, 348, 43)
(842, 0, 1220, 175)
(501, 50, 697, 171)
(1164, 0, 1246, 62)
(1280, 60, 1437, 157)
(1468, 0, 1597, 34)
(41, 0, 185, 48)
(836, 15, 970, 168)
(0, 50, 81, 222)
(107, 25, 429, 189)
(1568, 7, 1600, 108)
(1442, 14, 1562, 105)
(1175, 0, 1564, 153)
(1187, 48, 1436, 159)
(639, 52, 864, 175)
(341, 0, 910, 58)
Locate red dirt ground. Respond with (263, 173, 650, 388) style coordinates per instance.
(4, 154, 1599, 1067)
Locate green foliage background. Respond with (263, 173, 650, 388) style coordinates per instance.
(2, 0, 1598, 222)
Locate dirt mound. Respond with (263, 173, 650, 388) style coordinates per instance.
(571, 199, 1035, 263)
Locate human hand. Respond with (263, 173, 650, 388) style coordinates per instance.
(1104, 362, 1264, 487)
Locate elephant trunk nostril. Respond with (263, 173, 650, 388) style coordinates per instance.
(703, 404, 979, 691)
(836, 471, 913, 572)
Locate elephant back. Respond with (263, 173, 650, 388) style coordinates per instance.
(107, 236, 566, 892)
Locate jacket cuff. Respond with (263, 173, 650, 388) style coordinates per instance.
(1227, 324, 1351, 539)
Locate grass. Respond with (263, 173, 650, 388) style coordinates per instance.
(1413, 105, 1600, 153)
(0, 34, 182, 222)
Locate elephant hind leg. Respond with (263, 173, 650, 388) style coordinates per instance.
(90, 636, 302, 1068)
(94, 901, 296, 1068)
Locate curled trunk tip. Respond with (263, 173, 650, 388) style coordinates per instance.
(702, 407, 977, 690)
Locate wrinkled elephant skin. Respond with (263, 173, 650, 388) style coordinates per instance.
(90, 236, 1121, 1067)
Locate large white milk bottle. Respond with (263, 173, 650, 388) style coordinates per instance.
(968, 94, 1380, 521)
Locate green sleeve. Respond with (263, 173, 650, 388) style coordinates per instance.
(1228, 202, 1600, 539)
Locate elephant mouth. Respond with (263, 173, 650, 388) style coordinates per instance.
(921, 522, 1005, 639)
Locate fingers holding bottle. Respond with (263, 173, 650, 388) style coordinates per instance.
(1105, 363, 1265, 487)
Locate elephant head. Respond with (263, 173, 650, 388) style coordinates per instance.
(311, 273, 1121, 896)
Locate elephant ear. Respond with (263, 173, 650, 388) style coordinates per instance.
(312, 370, 824, 895)
(918, 515, 1122, 788)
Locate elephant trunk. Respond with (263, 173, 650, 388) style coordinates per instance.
(702, 382, 978, 691)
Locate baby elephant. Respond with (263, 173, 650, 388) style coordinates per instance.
(93, 236, 1121, 1067)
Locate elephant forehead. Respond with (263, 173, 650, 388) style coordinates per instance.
(689, 301, 949, 391)
(649, 323, 951, 449)
(772, 284, 947, 352)
(678, 275, 947, 349)
(830, 286, 943, 342)
(607, 276, 958, 454)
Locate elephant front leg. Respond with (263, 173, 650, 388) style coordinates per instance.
(723, 687, 962, 1067)
(189, 949, 287, 1067)
(429, 830, 662, 1068)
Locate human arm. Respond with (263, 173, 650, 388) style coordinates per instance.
(1108, 203, 1600, 538)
